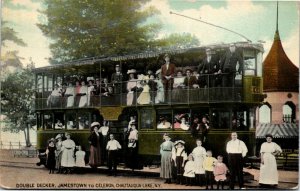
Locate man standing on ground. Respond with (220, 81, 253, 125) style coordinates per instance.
(226, 132, 248, 189)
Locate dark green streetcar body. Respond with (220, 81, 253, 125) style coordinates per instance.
(34, 43, 264, 166)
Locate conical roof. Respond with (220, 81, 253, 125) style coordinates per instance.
(263, 30, 299, 92)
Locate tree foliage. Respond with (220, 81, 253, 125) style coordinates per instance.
(157, 33, 200, 49)
(1, 21, 27, 47)
(1, 63, 36, 146)
(38, 0, 161, 63)
(38, 0, 200, 64)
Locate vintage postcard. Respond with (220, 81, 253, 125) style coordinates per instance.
(0, 0, 298, 190)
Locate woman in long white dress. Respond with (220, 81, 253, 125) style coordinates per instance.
(126, 70, 137, 105)
(79, 81, 88, 107)
(87, 80, 95, 106)
(65, 82, 75, 107)
(155, 70, 165, 103)
(137, 76, 150, 105)
(61, 132, 76, 173)
(259, 134, 282, 186)
(192, 139, 206, 186)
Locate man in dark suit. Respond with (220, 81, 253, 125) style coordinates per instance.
(161, 54, 176, 102)
(111, 64, 124, 94)
(183, 69, 198, 88)
(199, 48, 220, 88)
(219, 44, 243, 87)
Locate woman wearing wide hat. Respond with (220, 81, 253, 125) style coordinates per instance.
(88, 122, 102, 169)
(55, 134, 63, 173)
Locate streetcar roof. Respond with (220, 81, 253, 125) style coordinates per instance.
(34, 42, 263, 74)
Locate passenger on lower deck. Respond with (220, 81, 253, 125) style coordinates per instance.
(157, 116, 172, 129)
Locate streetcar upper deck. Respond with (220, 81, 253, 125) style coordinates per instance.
(33, 42, 264, 111)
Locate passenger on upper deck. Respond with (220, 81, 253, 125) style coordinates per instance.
(173, 70, 185, 89)
(200, 48, 221, 88)
(184, 69, 198, 89)
(161, 54, 176, 102)
(87, 80, 95, 106)
(65, 82, 75, 107)
(78, 81, 88, 107)
(111, 64, 124, 94)
(148, 74, 157, 104)
(93, 78, 101, 96)
(219, 44, 243, 87)
(155, 69, 165, 104)
(126, 69, 138, 106)
(101, 77, 110, 93)
(47, 84, 62, 107)
(137, 75, 151, 105)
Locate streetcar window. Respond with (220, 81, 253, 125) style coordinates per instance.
(78, 112, 90, 130)
(211, 109, 230, 129)
(37, 74, 43, 95)
(66, 112, 77, 130)
(43, 113, 53, 129)
(243, 49, 256, 76)
(36, 113, 42, 130)
(232, 110, 248, 131)
(256, 52, 263, 77)
(54, 112, 65, 129)
(140, 109, 154, 129)
(157, 111, 172, 130)
(173, 110, 190, 131)
(47, 75, 53, 92)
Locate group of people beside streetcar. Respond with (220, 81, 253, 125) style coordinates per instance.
(45, 44, 243, 107)
(160, 132, 282, 189)
(44, 120, 282, 189)
(44, 118, 138, 176)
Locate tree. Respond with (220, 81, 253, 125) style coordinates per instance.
(156, 33, 200, 49)
(1, 21, 27, 47)
(38, 0, 161, 63)
(1, 62, 36, 147)
(1, 0, 32, 146)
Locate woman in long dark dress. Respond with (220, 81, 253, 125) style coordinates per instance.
(88, 122, 102, 168)
(99, 120, 110, 165)
(46, 138, 56, 174)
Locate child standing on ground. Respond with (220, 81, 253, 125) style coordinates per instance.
(183, 154, 196, 186)
(75, 146, 86, 173)
(46, 138, 56, 174)
(203, 150, 217, 189)
(213, 155, 228, 189)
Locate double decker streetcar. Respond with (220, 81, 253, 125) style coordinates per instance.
(34, 42, 264, 166)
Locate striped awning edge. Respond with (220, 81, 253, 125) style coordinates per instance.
(256, 123, 299, 138)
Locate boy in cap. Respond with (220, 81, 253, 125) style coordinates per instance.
(172, 140, 187, 184)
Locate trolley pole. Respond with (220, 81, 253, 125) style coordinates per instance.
(169, 11, 252, 43)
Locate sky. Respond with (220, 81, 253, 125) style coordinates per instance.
(2, 0, 299, 68)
